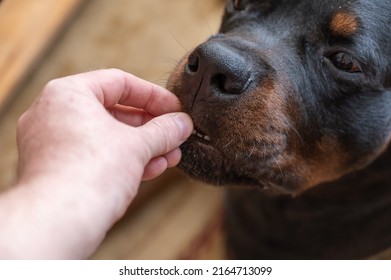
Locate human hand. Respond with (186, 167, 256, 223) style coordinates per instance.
(0, 69, 193, 259)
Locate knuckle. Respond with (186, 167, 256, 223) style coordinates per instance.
(42, 78, 61, 95)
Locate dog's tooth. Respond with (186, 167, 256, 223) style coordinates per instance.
(192, 129, 211, 142)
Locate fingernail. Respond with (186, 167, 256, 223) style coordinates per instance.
(173, 113, 193, 138)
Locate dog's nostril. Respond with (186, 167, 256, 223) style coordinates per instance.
(187, 52, 199, 73)
(211, 74, 228, 94)
(211, 73, 245, 95)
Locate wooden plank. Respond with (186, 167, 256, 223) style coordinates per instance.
(0, 0, 86, 111)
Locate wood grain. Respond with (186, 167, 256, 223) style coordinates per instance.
(0, 0, 85, 111)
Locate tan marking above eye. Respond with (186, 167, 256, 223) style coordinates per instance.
(330, 12, 358, 37)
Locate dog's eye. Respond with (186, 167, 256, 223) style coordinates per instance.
(329, 52, 361, 73)
(232, 0, 247, 11)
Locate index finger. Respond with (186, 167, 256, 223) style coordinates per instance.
(71, 68, 182, 116)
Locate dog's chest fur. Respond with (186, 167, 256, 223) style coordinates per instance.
(226, 147, 391, 259)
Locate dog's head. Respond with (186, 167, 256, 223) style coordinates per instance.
(167, 0, 391, 195)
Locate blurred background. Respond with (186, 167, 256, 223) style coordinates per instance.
(0, 0, 227, 259)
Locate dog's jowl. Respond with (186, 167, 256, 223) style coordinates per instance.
(168, 0, 391, 259)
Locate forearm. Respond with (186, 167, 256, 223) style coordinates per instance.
(0, 175, 128, 259)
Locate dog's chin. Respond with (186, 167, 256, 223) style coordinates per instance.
(178, 135, 293, 195)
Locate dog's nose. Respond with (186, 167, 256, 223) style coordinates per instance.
(186, 41, 253, 97)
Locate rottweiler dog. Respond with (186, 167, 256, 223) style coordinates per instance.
(167, 0, 391, 259)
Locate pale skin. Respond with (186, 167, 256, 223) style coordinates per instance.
(0, 69, 194, 259)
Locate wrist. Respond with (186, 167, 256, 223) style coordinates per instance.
(3, 170, 134, 259)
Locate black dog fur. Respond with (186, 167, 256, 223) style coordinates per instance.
(167, 0, 391, 259)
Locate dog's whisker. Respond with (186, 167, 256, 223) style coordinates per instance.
(160, 57, 181, 67)
(245, 145, 256, 162)
(222, 139, 233, 151)
(214, 175, 221, 188)
(169, 28, 189, 53)
(286, 121, 304, 146)
(276, 151, 288, 186)
(151, 78, 169, 88)
(200, 14, 216, 37)
(271, 153, 284, 181)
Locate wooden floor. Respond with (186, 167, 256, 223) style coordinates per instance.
(0, 0, 84, 110)
(0, 0, 226, 259)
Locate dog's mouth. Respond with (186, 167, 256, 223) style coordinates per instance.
(179, 131, 291, 193)
(178, 119, 290, 192)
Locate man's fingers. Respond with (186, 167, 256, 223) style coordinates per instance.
(138, 112, 193, 163)
(64, 68, 182, 116)
(142, 149, 182, 181)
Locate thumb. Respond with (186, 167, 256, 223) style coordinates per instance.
(138, 112, 193, 162)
